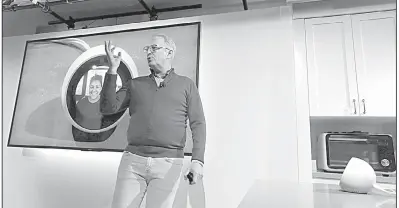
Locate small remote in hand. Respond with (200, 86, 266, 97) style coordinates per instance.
(187, 172, 194, 184)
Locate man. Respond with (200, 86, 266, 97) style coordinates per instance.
(100, 34, 206, 208)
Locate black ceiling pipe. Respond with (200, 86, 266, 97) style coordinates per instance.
(242, 0, 248, 10)
(49, 10, 148, 25)
(138, 0, 159, 20)
(34, 1, 75, 28)
(48, 4, 202, 25)
(138, 0, 152, 14)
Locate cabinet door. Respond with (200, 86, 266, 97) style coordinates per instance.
(305, 16, 360, 116)
(351, 11, 396, 117)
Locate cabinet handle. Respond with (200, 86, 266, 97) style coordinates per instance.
(362, 99, 366, 115)
(352, 99, 357, 114)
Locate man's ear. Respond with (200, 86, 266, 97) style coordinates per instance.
(167, 50, 174, 59)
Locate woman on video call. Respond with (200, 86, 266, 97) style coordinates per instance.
(75, 74, 104, 130)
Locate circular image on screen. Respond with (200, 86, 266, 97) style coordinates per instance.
(71, 65, 123, 130)
(61, 45, 138, 142)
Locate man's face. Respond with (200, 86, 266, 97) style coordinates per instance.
(89, 80, 102, 100)
(146, 37, 172, 70)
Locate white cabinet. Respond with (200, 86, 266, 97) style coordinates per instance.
(305, 15, 359, 116)
(351, 11, 396, 117)
(304, 11, 396, 117)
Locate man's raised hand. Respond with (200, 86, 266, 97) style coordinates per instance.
(105, 40, 122, 74)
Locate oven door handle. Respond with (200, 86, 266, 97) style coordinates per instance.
(329, 138, 368, 141)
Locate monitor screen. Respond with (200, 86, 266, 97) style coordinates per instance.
(8, 22, 201, 154)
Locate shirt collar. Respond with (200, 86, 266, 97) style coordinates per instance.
(150, 68, 174, 79)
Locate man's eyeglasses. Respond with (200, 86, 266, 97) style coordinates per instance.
(143, 45, 172, 53)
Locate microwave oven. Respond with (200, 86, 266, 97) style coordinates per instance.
(316, 131, 396, 175)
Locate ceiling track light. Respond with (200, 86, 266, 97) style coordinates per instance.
(2, 0, 90, 12)
(30, 0, 75, 29)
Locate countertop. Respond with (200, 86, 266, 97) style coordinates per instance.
(313, 171, 396, 184)
(238, 180, 396, 208)
(311, 160, 396, 184)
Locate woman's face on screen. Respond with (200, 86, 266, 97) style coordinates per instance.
(89, 80, 102, 100)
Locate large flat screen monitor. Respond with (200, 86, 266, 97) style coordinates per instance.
(7, 22, 201, 154)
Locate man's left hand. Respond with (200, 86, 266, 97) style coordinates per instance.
(184, 160, 203, 185)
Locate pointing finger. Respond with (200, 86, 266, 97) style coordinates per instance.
(104, 41, 108, 53)
(108, 40, 112, 50)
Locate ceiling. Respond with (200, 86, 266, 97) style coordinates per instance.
(3, 0, 284, 26)
(4, 0, 272, 12)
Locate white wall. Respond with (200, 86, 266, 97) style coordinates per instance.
(3, 6, 301, 208)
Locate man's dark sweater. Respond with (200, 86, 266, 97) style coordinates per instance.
(100, 69, 206, 163)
